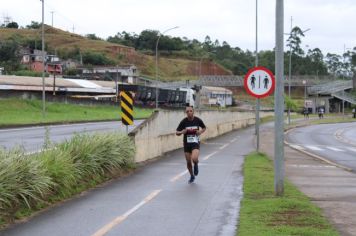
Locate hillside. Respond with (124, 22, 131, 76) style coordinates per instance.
(0, 26, 232, 81)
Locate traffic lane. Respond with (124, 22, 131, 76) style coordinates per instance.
(286, 123, 356, 171)
(1, 127, 255, 236)
(0, 120, 143, 152)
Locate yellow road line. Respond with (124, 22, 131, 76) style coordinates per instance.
(170, 170, 188, 182)
(219, 143, 229, 150)
(91, 189, 162, 236)
(202, 151, 218, 160)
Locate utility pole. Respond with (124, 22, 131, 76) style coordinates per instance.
(287, 16, 292, 125)
(50, 11, 54, 27)
(275, 0, 285, 196)
(41, 0, 46, 118)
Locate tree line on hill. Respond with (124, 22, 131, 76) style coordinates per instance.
(1, 21, 355, 78)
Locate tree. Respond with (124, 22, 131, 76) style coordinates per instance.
(85, 34, 102, 40)
(82, 51, 114, 65)
(137, 30, 159, 51)
(325, 53, 343, 76)
(286, 26, 306, 56)
(203, 36, 213, 52)
(0, 39, 21, 72)
(6, 22, 19, 29)
(26, 21, 41, 29)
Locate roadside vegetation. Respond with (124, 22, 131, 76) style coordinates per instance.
(0, 98, 153, 127)
(0, 131, 135, 228)
(238, 152, 338, 236)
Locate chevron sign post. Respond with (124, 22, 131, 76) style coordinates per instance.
(120, 91, 134, 127)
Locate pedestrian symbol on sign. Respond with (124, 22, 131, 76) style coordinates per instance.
(244, 67, 275, 98)
(251, 75, 256, 89)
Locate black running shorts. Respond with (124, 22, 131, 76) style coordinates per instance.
(184, 143, 200, 153)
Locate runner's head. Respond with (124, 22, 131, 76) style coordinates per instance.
(185, 106, 194, 119)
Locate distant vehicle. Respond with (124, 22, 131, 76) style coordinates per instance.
(118, 84, 190, 107)
(178, 87, 196, 107)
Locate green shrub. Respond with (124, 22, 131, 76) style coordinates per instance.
(37, 149, 78, 197)
(0, 131, 135, 224)
(58, 132, 135, 179)
(0, 148, 53, 222)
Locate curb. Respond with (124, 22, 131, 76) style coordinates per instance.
(284, 127, 354, 173)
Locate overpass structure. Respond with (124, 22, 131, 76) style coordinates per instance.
(307, 80, 356, 113)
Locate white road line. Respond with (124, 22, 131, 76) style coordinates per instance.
(219, 143, 229, 150)
(230, 138, 238, 143)
(326, 146, 345, 152)
(204, 142, 225, 145)
(289, 144, 304, 150)
(288, 164, 336, 168)
(347, 147, 356, 152)
(202, 151, 218, 161)
(305, 145, 324, 151)
(170, 170, 188, 182)
(92, 189, 162, 236)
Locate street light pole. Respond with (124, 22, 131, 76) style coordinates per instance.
(255, 0, 260, 152)
(287, 16, 292, 125)
(41, 0, 46, 118)
(275, 0, 285, 196)
(287, 19, 310, 124)
(155, 26, 179, 109)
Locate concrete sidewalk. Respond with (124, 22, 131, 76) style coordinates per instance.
(259, 123, 356, 236)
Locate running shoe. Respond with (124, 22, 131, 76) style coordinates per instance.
(194, 163, 199, 176)
(188, 175, 195, 183)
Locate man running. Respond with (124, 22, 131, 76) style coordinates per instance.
(176, 106, 206, 183)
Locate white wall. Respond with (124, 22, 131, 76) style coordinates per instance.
(130, 110, 273, 163)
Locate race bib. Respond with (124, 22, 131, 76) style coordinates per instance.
(187, 135, 199, 143)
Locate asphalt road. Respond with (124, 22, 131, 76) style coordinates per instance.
(1, 125, 255, 236)
(285, 122, 356, 171)
(0, 120, 143, 153)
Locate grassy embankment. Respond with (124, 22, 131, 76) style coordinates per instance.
(0, 98, 153, 127)
(238, 152, 339, 236)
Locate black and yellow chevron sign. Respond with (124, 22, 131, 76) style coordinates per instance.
(120, 91, 134, 125)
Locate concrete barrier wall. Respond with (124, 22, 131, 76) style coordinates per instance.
(130, 110, 273, 163)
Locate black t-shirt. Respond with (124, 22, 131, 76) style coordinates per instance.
(176, 116, 206, 145)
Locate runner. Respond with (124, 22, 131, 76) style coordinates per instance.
(176, 106, 206, 183)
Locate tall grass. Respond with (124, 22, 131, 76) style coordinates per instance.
(0, 148, 53, 222)
(0, 132, 135, 225)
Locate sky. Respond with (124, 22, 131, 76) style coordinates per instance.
(1, 0, 355, 55)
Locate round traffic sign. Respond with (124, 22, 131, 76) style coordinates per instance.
(244, 66, 275, 98)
